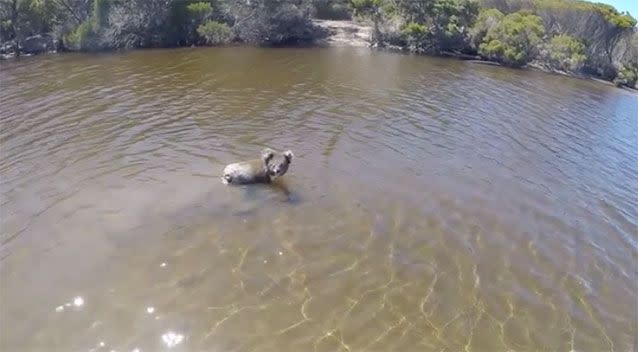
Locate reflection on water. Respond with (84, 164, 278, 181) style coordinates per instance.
(1, 47, 637, 351)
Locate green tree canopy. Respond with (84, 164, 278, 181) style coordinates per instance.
(479, 11, 545, 67)
(545, 34, 586, 71)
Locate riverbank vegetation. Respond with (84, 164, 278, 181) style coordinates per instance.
(351, 0, 637, 86)
(1, 0, 636, 87)
(0, 0, 319, 50)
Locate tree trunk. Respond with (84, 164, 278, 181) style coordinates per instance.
(10, 0, 19, 56)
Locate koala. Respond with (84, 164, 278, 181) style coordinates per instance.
(222, 148, 293, 185)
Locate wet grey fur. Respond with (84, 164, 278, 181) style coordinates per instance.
(222, 148, 293, 185)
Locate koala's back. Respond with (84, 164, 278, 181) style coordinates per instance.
(223, 159, 268, 184)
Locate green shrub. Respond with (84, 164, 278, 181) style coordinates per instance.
(614, 64, 638, 88)
(546, 34, 586, 72)
(469, 8, 504, 49)
(431, 0, 479, 51)
(532, 0, 636, 28)
(479, 11, 545, 67)
(401, 22, 430, 52)
(63, 0, 111, 51)
(403, 22, 428, 35)
(391, 0, 478, 53)
(591, 3, 636, 28)
(187, 2, 213, 20)
(64, 20, 98, 51)
(197, 20, 232, 45)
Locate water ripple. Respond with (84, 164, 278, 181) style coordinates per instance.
(1, 48, 637, 352)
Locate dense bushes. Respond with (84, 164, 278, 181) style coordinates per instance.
(64, 19, 97, 51)
(391, 0, 479, 53)
(402, 22, 430, 52)
(63, 0, 108, 51)
(478, 12, 545, 67)
(1, 0, 318, 50)
(545, 34, 586, 71)
(197, 20, 232, 45)
(0, 0, 636, 86)
(360, 0, 637, 82)
(469, 8, 503, 49)
(614, 64, 638, 87)
(232, 0, 317, 45)
(476, 0, 637, 77)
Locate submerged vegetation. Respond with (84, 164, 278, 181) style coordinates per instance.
(0, 0, 636, 86)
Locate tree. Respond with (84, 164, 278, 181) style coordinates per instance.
(613, 63, 638, 87)
(165, 0, 228, 47)
(545, 34, 586, 71)
(477, 0, 637, 78)
(103, 0, 172, 49)
(430, 0, 479, 51)
(230, 0, 316, 45)
(197, 20, 231, 44)
(185, 2, 213, 44)
(0, 0, 18, 42)
(3, 0, 63, 40)
(63, 0, 111, 51)
(51, 0, 93, 25)
(479, 11, 545, 67)
(392, 0, 478, 53)
(469, 8, 503, 49)
(402, 21, 430, 52)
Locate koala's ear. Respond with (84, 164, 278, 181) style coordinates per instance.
(284, 150, 293, 163)
(261, 148, 274, 163)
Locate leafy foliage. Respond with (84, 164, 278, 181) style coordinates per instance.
(614, 64, 638, 87)
(401, 22, 430, 52)
(477, 0, 636, 78)
(545, 34, 586, 71)
(197, 20, 231, 45)
(478, 11, 545, 67)
(0, 0, 317, 48)
(0, 0, 636, 86)
(187, 2, 213, 22)
(469, 8, 503, 49)
(432, 0, 480, 51)
(63, 19, 96, 50)
(392, 0, 479, 53)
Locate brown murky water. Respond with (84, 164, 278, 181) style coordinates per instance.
(1, 47, 637, 351)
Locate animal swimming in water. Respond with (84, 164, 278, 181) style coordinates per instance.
(222, 148, 293, 185)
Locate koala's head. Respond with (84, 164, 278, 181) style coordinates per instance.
(261, 148, 293, 179)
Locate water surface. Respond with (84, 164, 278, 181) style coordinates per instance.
(1, 47, 637, 351)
